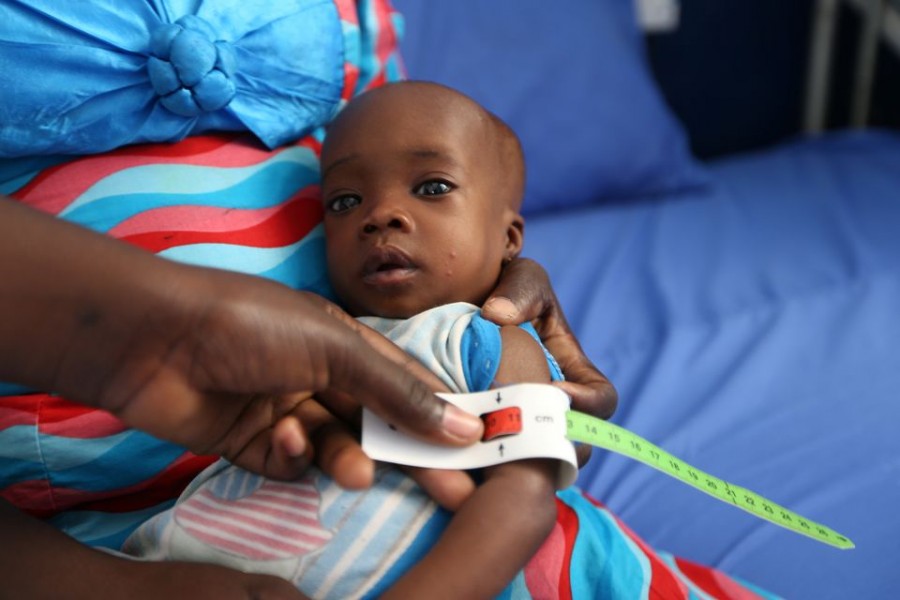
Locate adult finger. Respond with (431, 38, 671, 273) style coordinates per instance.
(481, 258, 618, 420)
(294, 395, 376, 490)
(316, 298, 448, 392)
(401, 466, 476, 511)
(288, 391, 478, 509)
(481, 258, 552, 326)
(211, 393, 316, 481)
(550, 359, 618, 421)
(298, 313, 479, 508)
(316, 313, 483, 447)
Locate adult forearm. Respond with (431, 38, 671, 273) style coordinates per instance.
(0, 498, 124, 598)
(0, 198, 484, 494)
(0, 197, 192, 401)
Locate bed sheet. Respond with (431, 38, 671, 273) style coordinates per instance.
(522, 130, 900, 599)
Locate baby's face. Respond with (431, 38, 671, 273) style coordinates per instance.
(321, 85, 520, 318)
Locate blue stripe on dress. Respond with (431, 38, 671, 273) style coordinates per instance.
(0, 155, 70, 194)
(49, 499, 178, 550)
(306, 467, 439, 599)
(558, 487, 651, 599)
(43, 431, 186, 491)
(364, 505, 452, 599)
(59, 159, 318, 233)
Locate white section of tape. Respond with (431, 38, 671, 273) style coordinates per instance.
(362, 383, 578, 489)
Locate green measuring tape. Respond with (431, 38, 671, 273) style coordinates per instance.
(366, 385, 854, 550)
(566, 410, 855, 550)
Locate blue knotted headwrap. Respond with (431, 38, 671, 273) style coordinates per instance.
(0, 0, 345, 156)
(147, 15, 238, 117)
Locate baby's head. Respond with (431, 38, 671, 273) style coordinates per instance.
(321, 81, 525, 318)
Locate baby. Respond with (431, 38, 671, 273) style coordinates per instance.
(123, 82, 776, 600)
(319, 80, 560, 597)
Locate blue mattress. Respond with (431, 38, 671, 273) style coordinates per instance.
(523, 130, 900, 599)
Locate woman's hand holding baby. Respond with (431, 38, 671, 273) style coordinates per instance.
(482, 257, 618, 465)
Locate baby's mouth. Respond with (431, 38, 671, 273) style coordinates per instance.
(362, 247, 418, 285)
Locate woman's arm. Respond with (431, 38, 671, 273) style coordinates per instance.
(0, 197, 482, 484)
(383, 325, 559, 599)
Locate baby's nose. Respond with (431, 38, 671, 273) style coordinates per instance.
(361, 199, 412, 234)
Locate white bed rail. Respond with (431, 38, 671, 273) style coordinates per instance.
(805, 0, 900, 132)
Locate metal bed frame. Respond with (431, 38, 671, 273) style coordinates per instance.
(805, 0, 900, 131)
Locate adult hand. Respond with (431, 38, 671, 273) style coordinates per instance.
(481, 258, 618, 465)
(275, 332, 476, 510)
(0, 199, 483, 490)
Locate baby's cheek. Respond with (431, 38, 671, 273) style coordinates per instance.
(440, 249, 459, 278)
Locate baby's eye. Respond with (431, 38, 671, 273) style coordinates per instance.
(414, 180, 454, 196)
(326, 194, 361, 213)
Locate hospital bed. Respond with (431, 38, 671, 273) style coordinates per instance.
(393, 1, 900, 598)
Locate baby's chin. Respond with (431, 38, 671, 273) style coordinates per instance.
(342, 295, 431, 320)
(338, 284, 490, 319)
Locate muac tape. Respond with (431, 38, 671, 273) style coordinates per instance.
(363, 383, 854, 550)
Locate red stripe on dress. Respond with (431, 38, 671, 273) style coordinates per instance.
(7, 135, 233, 201)
(555, 496, 579, 600)
(38, 395, 127, 437)
(40, 409, 127, 438)
(371, 0, 399, 65)
(11, 134, 294, 216)
(581, 491, 690, 600)
(291, 136, 323, 155)
(343, 62, 361, 102)
(1, 479, 56, 517)
(5, 453, 216, 517)
(2, 453, 215, 518)
(0, 395, 40, 428)
(0, 395, 126, 437)
(0, 407, 34, 429)
(74, 453, 217, 514)
(675, 557, 766, 600)
(108, 135, 239, 158)
(524, 521, 565, 598)
(116, 194, 323, 253)
(366, 70, 387, 93)
(333, 0, 359, 25)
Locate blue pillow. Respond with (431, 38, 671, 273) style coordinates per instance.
(391, 0, 709, 214)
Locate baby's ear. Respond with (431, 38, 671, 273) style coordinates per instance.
(504, 212, 525, 261)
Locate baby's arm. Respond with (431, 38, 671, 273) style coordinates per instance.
(384, 325, 559, 599)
